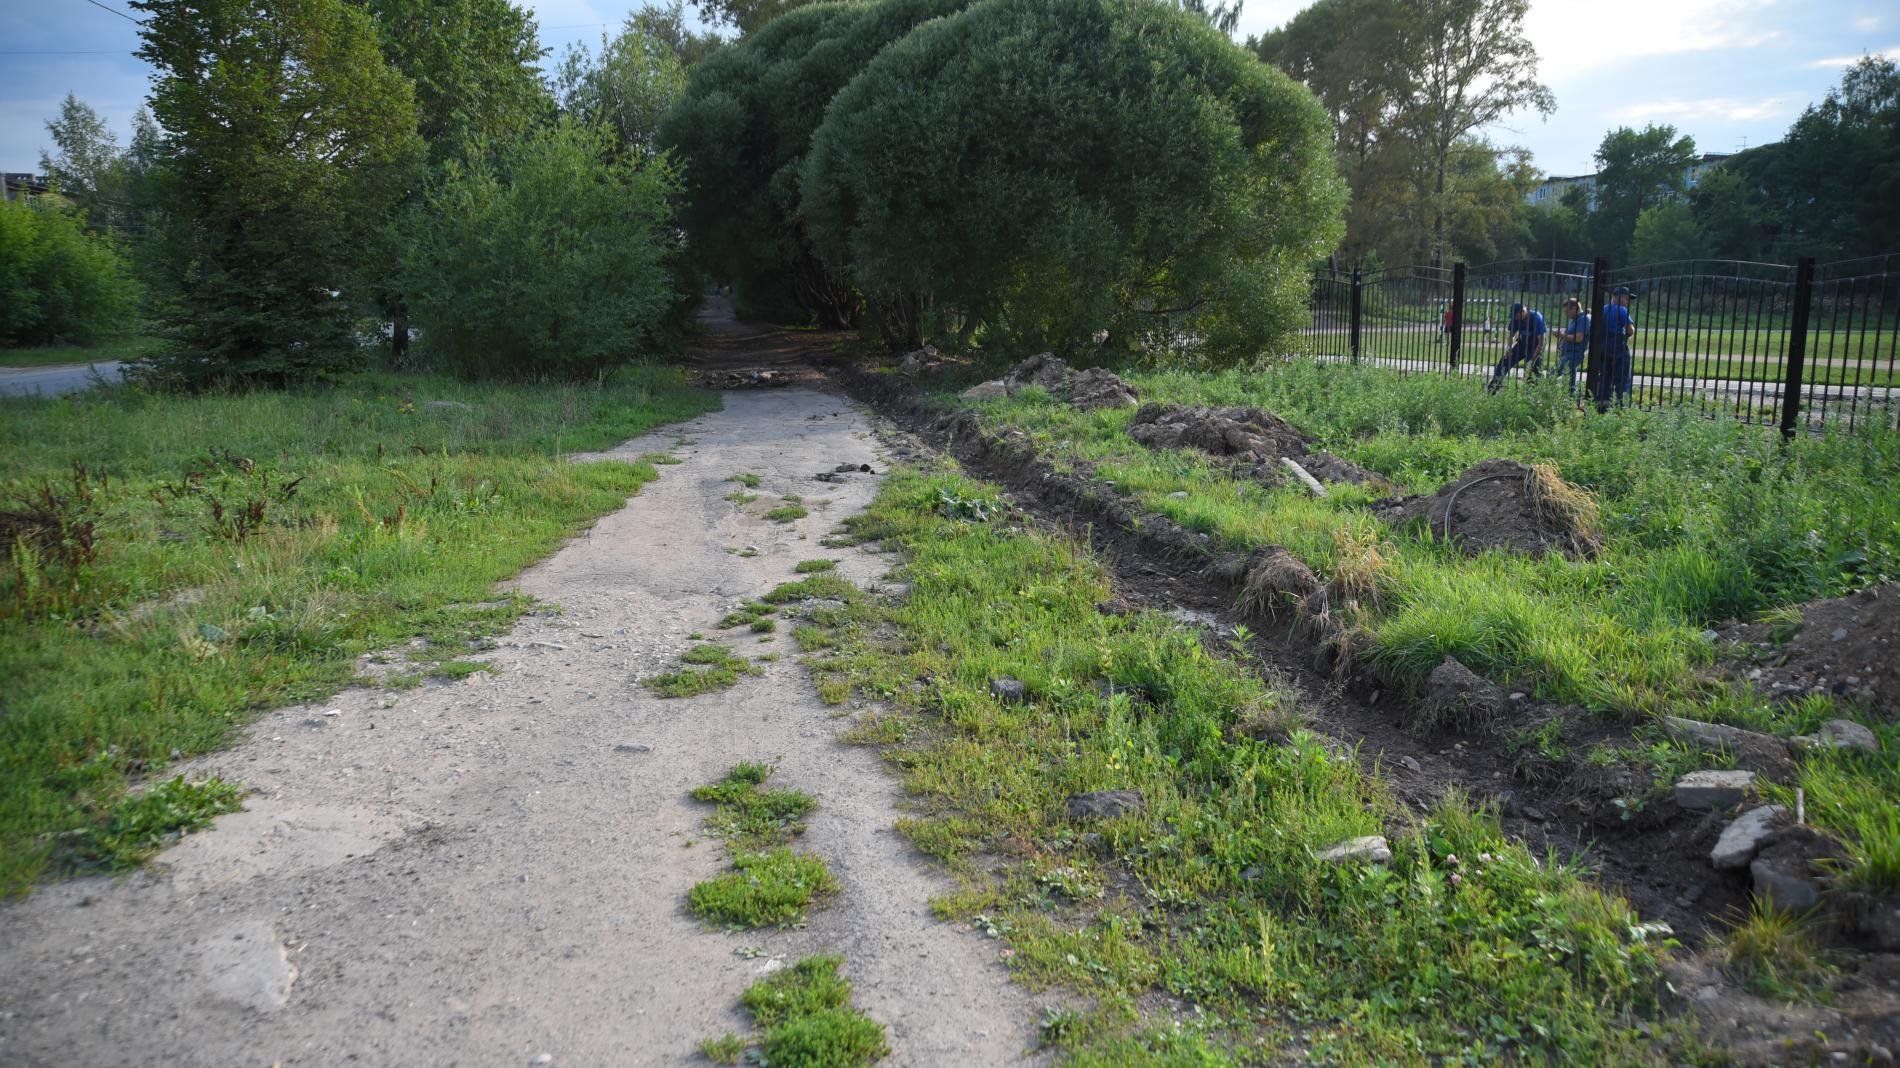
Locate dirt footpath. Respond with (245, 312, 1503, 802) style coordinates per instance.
(0, 389, 1040, 1066)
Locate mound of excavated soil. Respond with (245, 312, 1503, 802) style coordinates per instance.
(959, 354, 1142, 410)
(1125, 404, 1382, 487)
(1720, 583, 1898, 719)
(1374, 459, 1602, 559)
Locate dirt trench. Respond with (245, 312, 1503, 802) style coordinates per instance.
(0, 352, 1040, 1063)
(823, 360, 1745, 940)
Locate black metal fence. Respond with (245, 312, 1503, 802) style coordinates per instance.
(1305, 254, 1900, 433)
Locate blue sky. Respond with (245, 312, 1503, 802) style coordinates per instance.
(2, 0, 1893, 178)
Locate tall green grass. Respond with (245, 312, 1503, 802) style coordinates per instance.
(0, 366, 717, 894)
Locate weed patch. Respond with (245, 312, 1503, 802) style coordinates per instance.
(61, 775, 243, 872)
(764, 504, 809, 523)
(710, 955, 888, 1068)
(687, 764, 834, 929)
(793, 558, 837, 573)
(648, 643, 759, 698)
(728, 472, 762, 488)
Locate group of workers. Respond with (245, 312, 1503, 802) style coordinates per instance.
(1474, 286, 1638, 401)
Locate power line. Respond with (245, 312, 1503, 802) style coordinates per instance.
(81, 0, 142, 22)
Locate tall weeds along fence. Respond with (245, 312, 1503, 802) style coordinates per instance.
(1306, 254, 1900, 433)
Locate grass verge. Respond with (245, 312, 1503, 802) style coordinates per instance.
(0, 364, 717, 894)
(792, 464, 1686, 1062)
(962, 360, 1899, 888)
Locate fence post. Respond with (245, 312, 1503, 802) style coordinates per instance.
(1778, 256, 1816, 439)
(1584, 256, 1608, 411)
(1349, 268, 1363, 364)
(1448, 262, 1466, 372)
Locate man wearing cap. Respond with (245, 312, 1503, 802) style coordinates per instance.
(1600, 286, 1636, 405)
(1487, 302, 1547, 393)
(1556, 297, 1590, 396)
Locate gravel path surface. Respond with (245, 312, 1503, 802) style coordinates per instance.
(0, 387, 1041, 1066)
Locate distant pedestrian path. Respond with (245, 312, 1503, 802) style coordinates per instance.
(0, 361, 126, 398)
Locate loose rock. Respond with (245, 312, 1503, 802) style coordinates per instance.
(1675, 769, 1756, 810)
(1711, 805, 1787, 870)
(1316, 835, 1392, 864)
(988, 678, 1028, 703)
(1796, 718, 1880, 754)
(1066, 790, 1144, 821)
(961, 380, 1008, 401)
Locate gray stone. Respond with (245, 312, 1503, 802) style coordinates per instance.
(960, 380, 1007, 401)
(1863, 900, 1900, 952)
(1798, 718, 1880, 754)
(612, 743, 651, 754)
(1751, 854, 1821, 912)
(1662, 716, 1794, 776)
(988, 677, 1027, 703)
(425, 399, 474, 412)
(1316, 835, 1392, 864)
(1066, 790, 1144, 821)
(1674, 769, 1756, 810)
(1711, 805, 1787, 870)
(1398, 755, 1422, 773)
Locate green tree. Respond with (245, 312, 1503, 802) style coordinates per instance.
(1588, 124, 1696, 261)
(801, 0, 1343, 360)
(556, 17, 689, 154)
(132, 0, 422, 384)
(695, 0, 821, 35)
(0, 199, 140, 345)
(1688, 166, 1767, 260)
(1525, 197, 1588, 263)
(403, 121, 683, 377)
(1257, 0, 1550, 268)
(39, 94, 125, 222)
(1400, 0, 1553, 265)
(357, 0, 549, 168)
(661, 0, 967, 329)
(633, 0, 726, 67)
(1773, 56, 1899, 257)
(1254, 0, 1413, 264)
(1628, 200, 1706, 265)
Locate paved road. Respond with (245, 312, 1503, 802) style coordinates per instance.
(0, 360, 125, 397)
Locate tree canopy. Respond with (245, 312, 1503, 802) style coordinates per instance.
(133, 0, 423, 384)
(800, 0, 1342, 359)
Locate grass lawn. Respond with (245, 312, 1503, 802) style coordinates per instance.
(0, 337, 159, 369)
(958, 362, 1900, 894)
(796, 465, 1689, 1062)
(0, 364, 717, 894)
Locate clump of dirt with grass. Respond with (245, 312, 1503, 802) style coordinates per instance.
(1126, 403, 1381, 486)
(1375, 458, 1603, 559)
(687, 763, 836, 929)
(702, 955, 889, 1067)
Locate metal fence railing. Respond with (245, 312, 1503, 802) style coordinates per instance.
(1304, 254, 1900, 433)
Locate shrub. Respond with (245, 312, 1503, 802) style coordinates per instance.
(800, 0, 1343, 360)
(405, 120, 683, 378)
(0, 200, 140, 346)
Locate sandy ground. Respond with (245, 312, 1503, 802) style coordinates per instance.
(0, 387, 1043, 1066)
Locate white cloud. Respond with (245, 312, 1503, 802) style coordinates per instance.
(1853, 15, 1882, 32)
(1808, 44, 1900, 67)
(1523, 0, 1782, 80)
(1610, 96, 1793, 123)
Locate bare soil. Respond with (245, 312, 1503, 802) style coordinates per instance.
(1718, 582, 1898, 719)
(1373, 457, 1603, 559)
(0, 306, 1042, 1066)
